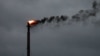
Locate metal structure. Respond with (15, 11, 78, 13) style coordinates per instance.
(27, 23, 31, 56)
(27, 20, 38, 56)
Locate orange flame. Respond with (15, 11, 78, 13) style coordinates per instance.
(28, 20, 37, 26)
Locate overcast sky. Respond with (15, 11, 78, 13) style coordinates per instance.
(0, 0, 100, 56)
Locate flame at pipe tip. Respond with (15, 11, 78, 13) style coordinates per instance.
(28, 20, 37, 26)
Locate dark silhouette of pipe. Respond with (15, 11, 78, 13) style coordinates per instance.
(27, 23, 31, 56)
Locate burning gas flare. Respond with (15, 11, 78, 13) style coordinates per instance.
(28, 20, 38, 26)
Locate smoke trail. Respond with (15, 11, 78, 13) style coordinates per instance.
(47, 16, 55, 23)
(69, 1, 100, 25)
(60, 15, 68, 21)
(36, 15, 68, 26)
(34, 0, 100, 29)
(39, 17, 48, 24)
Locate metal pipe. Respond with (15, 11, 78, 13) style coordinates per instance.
(27, 23, 30, 56)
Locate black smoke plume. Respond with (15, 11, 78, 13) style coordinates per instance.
(34, 0, 100, 27)
(47, 16, 55, 23)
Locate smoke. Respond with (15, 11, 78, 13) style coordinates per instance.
(30, 1, 100, 38)
(34, 1, 100, 29)
(38, 15, 68, 24)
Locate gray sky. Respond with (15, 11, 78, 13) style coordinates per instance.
(0, 0, 100, 56)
